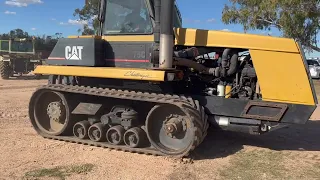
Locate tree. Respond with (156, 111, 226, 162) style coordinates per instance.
(221, 0, 320, 52)
(9, 28, 29, 39)
(73, 0, 100, 35)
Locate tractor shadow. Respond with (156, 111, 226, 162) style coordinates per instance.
(191, 120, 320, 160)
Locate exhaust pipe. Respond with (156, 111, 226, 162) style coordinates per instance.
(221, 48, 239, 77)
(159, 0, 174, 69)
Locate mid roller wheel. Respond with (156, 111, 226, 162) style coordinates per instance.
(73, 121, 90, 139)
(123, 127, 147, 148)
(88, 123, 106, 142)
(106, 125, 125, 145)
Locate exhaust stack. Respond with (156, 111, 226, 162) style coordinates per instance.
(159, 0, 174, 69)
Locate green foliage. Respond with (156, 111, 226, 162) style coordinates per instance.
(73, 0, 100, 35)
(9, 28, 29, 39)
(0, 29, 29, 40)
(0, 29, 60, 52)
(222, 0, 320, 52)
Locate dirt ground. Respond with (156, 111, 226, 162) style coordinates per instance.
(1, 77, 320, 180)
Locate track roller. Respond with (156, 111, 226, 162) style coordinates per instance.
(73, 121, 90, 139)
(124, 127, 147, 148)
(106, 125, 125, 145)
(88, 123, 107, 142)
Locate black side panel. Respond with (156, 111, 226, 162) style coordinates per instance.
(193, 95, 316, 125)
(104, 42, 154, 68)
(46, 38, 104, 66)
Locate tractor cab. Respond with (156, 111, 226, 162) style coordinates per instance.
(101, 0, 182, 35)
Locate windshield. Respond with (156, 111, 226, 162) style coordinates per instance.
(103, 0, 153, 34)
(307, 60, 320, 66)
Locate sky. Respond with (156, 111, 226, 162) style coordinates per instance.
(0, 0, 319, 57)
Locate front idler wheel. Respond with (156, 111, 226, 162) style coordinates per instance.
(88, 123, 106, 142)
(73, 121, 90, 139)
(32, 90, 71, 136)
(123, 127, 146, 148)
(106, 125, 125, 145)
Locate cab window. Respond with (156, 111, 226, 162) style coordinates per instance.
(173, 4, 182, 28)
(104, 0, 153, 34)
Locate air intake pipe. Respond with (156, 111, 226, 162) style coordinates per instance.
(172, 48, 239, 77)
(159, 0, 174, 69)
(221, 48, 239, 77)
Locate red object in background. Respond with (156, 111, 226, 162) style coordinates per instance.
(215, 54, 219, 59)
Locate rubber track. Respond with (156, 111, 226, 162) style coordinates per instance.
(30, 84, 208, 157)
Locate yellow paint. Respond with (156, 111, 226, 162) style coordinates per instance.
(68, 35, 154, 42)
(67, 28, 299, 53)
(52, 28, 317, 106)
(225, 84, 232, 98)
(68, 35, 102, 39)
(33, 65, 165, 81)
(249, 49, 315, 105)
(174, 28, 300, 53)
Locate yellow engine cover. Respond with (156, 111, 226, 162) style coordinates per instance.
(174, 28, 317, 106)
(34, 27, 317, 106)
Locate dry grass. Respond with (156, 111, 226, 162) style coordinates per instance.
(218, 149, 320, 180)
(217, 79, 320, 180)
(23, 163, 95, 180)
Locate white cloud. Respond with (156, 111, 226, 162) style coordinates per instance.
(51, 18, 56, 21)
(5, 0, 43, 7)
(59, 19, 88, 26)
(68, 19, 88, 25)
(207, 18, 215, 23)
(31, 27, 36, 30)
(221, 29, 231, 32)
(4, 10, 16, 15)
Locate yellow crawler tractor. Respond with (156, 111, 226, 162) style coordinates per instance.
(29, 0, 319, 157)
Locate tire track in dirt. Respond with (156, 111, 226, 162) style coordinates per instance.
(0, 85, 41, 90)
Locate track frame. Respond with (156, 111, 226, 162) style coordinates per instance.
(28, 84, 209, 158)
